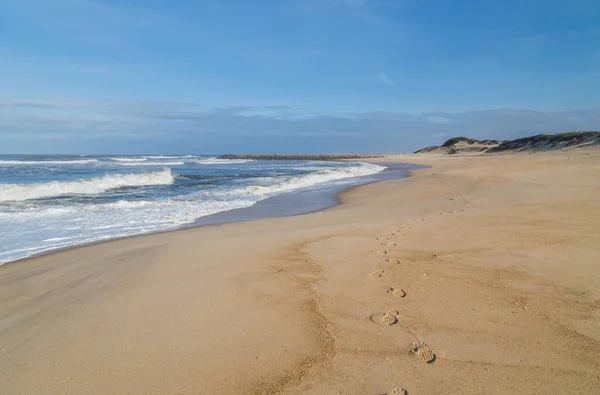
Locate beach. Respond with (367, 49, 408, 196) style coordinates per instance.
(0, 157, 392, 264)
(1, 149, 599, 394)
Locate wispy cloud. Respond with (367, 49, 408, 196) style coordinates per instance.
(377, 73, 394, 85)
(0, 100, 60, 109)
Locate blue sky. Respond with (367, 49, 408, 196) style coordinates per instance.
(1, 0, 599, 154)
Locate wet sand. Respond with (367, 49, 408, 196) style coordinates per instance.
(1, 149, 599, 394)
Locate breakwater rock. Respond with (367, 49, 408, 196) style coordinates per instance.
(217, 154, 385, 161)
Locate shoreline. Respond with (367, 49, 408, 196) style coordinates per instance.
(1, 149, 599, 394)
(0, 161, 422, 267)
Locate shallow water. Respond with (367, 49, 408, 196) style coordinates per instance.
(0, 155, 400, 264)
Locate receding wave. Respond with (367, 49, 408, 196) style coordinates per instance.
(244, 162, 385, 195)
(0, 159, 98, 165)
(0, 169, 175, 202)
(194, 159, 255, 165)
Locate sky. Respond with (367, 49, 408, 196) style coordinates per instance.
(0, 0, 599, 154)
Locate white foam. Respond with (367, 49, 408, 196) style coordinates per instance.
(0, 197, 256, 264)
(0, 161, 387, 264)
(0, 159, 98, 165)
(243, 162, 385, 195)
(0, 169, 175, 202)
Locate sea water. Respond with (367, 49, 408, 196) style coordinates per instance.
(0, 155, 387, 264)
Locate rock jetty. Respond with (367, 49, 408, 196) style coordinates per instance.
(217, 154, 385, 161)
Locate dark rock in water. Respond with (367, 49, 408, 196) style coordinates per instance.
(217, 154, 385, 161)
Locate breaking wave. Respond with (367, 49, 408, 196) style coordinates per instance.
(0, 169, 175, 202)
(245, 162, 385, 195)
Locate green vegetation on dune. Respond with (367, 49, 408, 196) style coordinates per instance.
(509, 132, 599, 144)
(441, 137, 478, 147)
(415, 132, 600, 154)
(491, 131, 600, 151)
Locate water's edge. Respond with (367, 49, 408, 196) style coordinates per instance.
(1, 162, 425, 266)
(191, 162, 423, 226)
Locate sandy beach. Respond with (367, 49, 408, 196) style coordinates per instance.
(1, 149, 599, 394)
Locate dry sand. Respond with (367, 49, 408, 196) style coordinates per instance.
(1, 148, 600, 394)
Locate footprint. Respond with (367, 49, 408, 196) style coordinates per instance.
(386, 389, 408, 395)
(371, 271, 384, 278)
(382, 309, 399, 325)
(387, 287, 406, 297)
(369, 309, 398, 325)
(377, 250, 389, 256)
(411, 342, 436, 363)
(387, 242, 397, 247)
(377, 236, 390, 241)
(385, 258, 400, 264)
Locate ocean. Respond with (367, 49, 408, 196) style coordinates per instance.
(0, 155, 391, 264)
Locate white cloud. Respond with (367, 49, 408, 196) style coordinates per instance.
(427, 116, 452, 124)
(377, 73, 394, 85)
